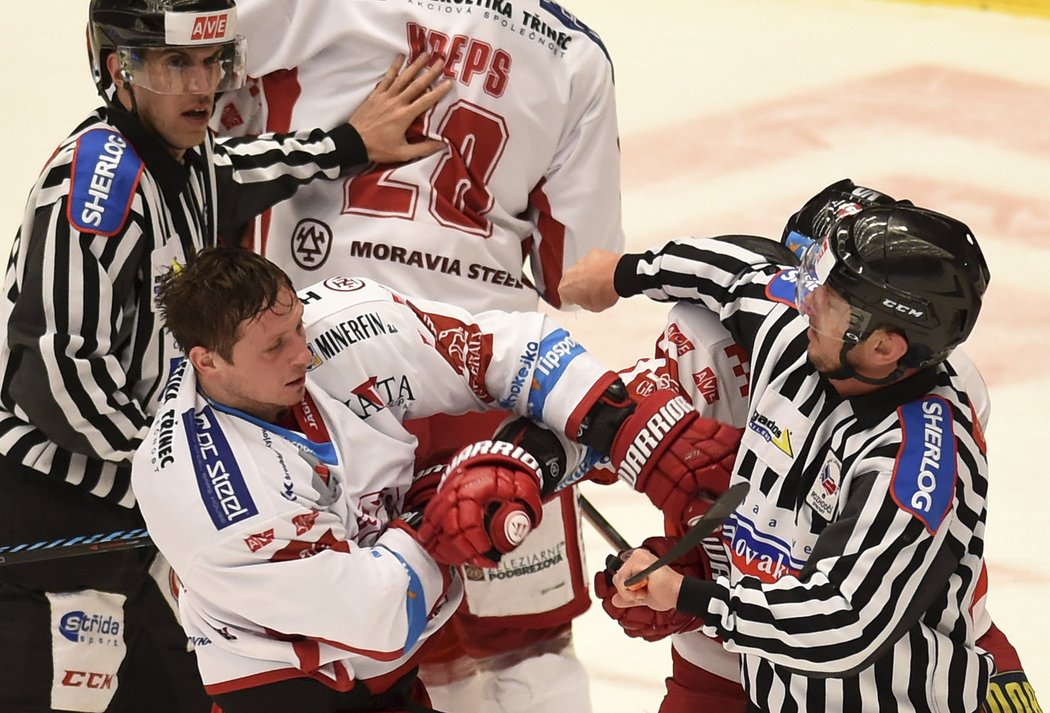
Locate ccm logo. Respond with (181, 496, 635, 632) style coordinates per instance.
(61, 670, 114, 689)
(191, 14, 229, 41)
(882, 297, 924, 319)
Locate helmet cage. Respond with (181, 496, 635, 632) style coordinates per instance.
(89, 1, 242, 98)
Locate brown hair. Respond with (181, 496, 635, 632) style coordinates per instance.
(156, 246, 295, 362)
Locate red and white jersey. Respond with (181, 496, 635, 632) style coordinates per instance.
(617, 303, 752, 427)
(131, 278, 614, 694)
(297, 276, 612, 437)
(301, 277, 608, 630)
(620, 305, 996, 683)
(615, 305, 751, 679)
(212, 0, 624, 313)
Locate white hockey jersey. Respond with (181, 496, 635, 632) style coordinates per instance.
(298, 276, 611, 437)
(299, 277, 609, 625)
(212, 0, 624, 312)
(131, 278, 613, 695)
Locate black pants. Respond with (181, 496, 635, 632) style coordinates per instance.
(213, 668, 440, 713)
(0, 455, 211, 713)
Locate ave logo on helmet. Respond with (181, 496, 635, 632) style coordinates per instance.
(167, 10, 236, 44)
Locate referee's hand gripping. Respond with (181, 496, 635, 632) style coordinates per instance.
(559, 248, 622, 312)
(610, 547, 684, 612)
(595, 536, 709, 640)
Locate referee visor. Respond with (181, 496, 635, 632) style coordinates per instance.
(116, 39, 246, 95)
(796, 238, 872, 344)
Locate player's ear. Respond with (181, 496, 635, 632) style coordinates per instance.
(868, 328, 909, 365)
(105, 52, 124, 89)
(189, 345, 220, 376)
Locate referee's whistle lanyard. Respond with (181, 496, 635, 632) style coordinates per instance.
(203, 390, 339, 472)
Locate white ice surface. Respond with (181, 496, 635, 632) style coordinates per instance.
(4, 2, 1046, 709)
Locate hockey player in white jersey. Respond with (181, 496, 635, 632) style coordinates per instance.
(0, 0, 455, 709)
(208, 1, 625, 709)
(212, 0, 622, 313)
(132, 247, 738, 712)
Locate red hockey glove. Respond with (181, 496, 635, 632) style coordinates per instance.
(403, 464, 444, 512)
(416, 441, 544, 569)
(594, 535, 712, 642)
(610, 390, 741, 525)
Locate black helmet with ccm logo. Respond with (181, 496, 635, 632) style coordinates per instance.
(88, 0, 244, 100)
(816, 204, 990, 368)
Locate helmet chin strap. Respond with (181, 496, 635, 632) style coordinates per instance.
(822, 339, 905, 386)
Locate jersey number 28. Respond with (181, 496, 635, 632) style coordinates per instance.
(341, 100, 508, 238)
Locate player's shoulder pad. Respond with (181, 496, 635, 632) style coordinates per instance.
(298, 275, 393, 312)
(667, 302, 734, 347)
(67, 129, 144, 237)
(299, 276, 404, 372)
(890, 394, 957, 533)
(542, 1, 613, 67)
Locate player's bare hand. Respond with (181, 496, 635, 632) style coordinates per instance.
(560, 249, 622, 312)
(349, 52, 452, 164)
(611, 548, 683, 612)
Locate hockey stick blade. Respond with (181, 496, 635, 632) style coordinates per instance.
(0, 529, 154, 567)
(623, 481, 749, 589)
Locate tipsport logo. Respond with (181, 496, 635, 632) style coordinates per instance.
(58, 610, 122, 647)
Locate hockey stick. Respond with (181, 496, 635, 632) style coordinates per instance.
(579, 494, 648, 579)
(0, 528, 155, 567)
(623, 481, 748, 590)
(579, 494, 632, 552)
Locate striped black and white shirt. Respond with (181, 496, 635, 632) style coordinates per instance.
(616, 237, 993, 712)
(0, 105, 366, 508)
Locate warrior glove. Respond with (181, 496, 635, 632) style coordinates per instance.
(416, 439, 545, 569)
(580, 384, 741, 526)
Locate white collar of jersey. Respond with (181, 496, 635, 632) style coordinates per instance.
(201, 390, 339, 467)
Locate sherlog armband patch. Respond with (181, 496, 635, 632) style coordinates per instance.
(764, 268, 799, 308)
(891, 395, 957, 533)
(68, 130, 143, 236)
